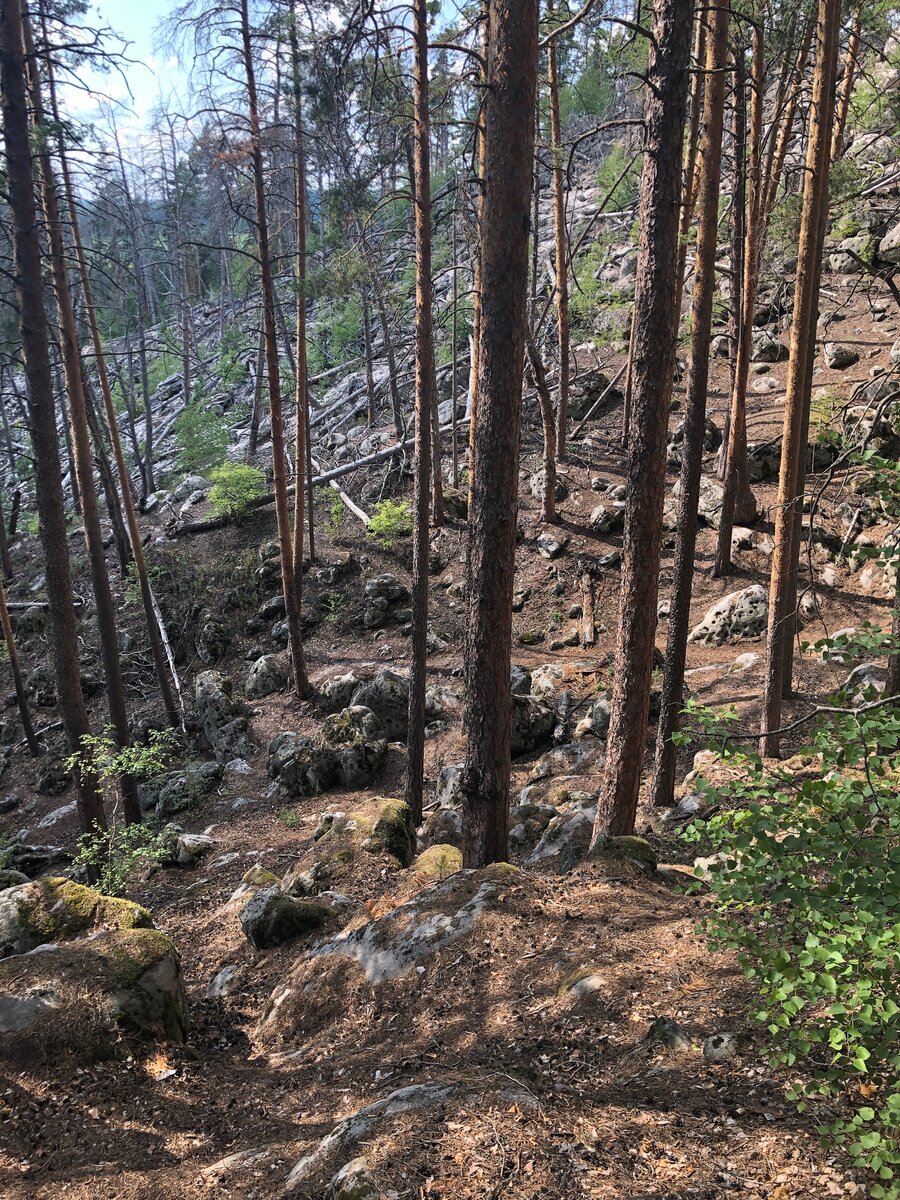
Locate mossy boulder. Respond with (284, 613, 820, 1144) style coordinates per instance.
(239, 886, 333, 950)
(241, 865, 280, 888)
(0, 878, 153, 959)
(0, 927, 187, 1057)
(268, 706, 388, 799)
(412, 843, 462, 880)
(369, 798, 416, 866)
(590, 834, 657, 872)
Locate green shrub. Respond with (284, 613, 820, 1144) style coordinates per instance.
(208, 463, 266, 520)
(73, 822, 176, 897)
(174, 399, 229, 475)
(681, 646, 900, 1196)
(367, 498, 412, 548)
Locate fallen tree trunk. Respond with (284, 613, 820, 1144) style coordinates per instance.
(170, 420, 469, 537)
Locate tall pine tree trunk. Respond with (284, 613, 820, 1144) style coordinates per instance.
(0, 0, 106, 833)
(760, 0, 840, 755)
(590, 0, 693, 841)
(461, 0, 538, 868)
(239, 0, 312, 701)
(831, 4, 861, 162)
(547, 0, 570, 462)
(406, 0, 437, 825)
(650, 0, 729, 810)
(25, 7, 141, 824)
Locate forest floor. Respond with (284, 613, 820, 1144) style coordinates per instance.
(0, 271, 896, 1198)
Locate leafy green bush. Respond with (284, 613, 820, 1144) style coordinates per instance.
(681, 650, 900, 1196)
(367, 498, 412, 548)
(208, 463, 266, 520)
(559, 63, 614, 126)
(73, 822, 176, 897)
(174, 399, 229, 475)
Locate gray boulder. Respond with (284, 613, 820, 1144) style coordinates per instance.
(751, 330, 788, 363)
(239, 886, 332, 950)
(268, 706, 388, 798)
(689, 584, 768, 645)
(350, 669, 410, 740)
(246, 654, 288, 698)
(195, 671, 255, 762)
(824, 342, 859, 370)
(511, 696, 555, 756)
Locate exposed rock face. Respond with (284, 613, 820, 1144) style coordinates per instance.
(361, 574, 410, 629)
(526, 799, 596, 871)
(0, 927, 187, 1051)
(194, 672, 255, 762)
(369, 798, 416, 866)
(268, 706, 388, 798)
(574, 694, 612, 739)
(829, 234, 877, 273)
(259, 866, 520, 1045)
(195, 610, 231, 664)
(245, 654, 288, 698)
(349, 670, 410, 740)
(689, 584, 768, 645)
(239, 886, 333, 950)
(568, 368, 613, 420)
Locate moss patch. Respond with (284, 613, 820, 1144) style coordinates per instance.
(413, 844, 462, 880)
(20, 878, 153, 945)
(371, 798, 416, 867)
(242, 865, 280, 887)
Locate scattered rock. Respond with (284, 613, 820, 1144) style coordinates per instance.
(350, 670, 410, 740)
(750, 330, 788, 362)
(246, 654, 288, 698)
(267, 706, 388, 799)
(704, 1032, 738, 1063)
(688, 584, 768, 645)
(824, 342, 859, 370)
(536, 532, 568, 559)
(646, 1016, 692, 1052)
(239, 886, 333, 950)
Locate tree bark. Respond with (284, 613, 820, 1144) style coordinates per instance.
(525, 331, 556, 523)
(26, 5, 141, 824)
(547, 0, 570, 462)
(239, 0, 312, 701)
(461, 0, 538, 868)
(650, 0, 730, 810)
(590, 0, 693, 841)
(830, 4, 861, 163)
(760, 0, 840, 756)
(406, 0, 437, 826)
(0, 0, 106, 832)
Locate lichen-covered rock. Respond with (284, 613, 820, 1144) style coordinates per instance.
(510, 664, 532, 695)
(511, 696, 555, 756)
(0, 927, 187, 1055)
(0, 878, 153, 959)
(416, 806, 463, 852)
(369, 798, 416, 866)
(667, 475, 724, 529)
(350, 669, 410, 740)
(689, 584, 768, 645)
(144, 761, 224, 817)
(824, 342, 859, 370)
(591, 834, 658, 871)
(325, 1157, 381, 1200)
(259, 866, 521, 1045)
(363, 574, 410, 606)
(268, 706, 388, 799)
(195, 610, 232, 664)
(239, 886, 333, 950)
(751, 329, 788, 362)
(321, 669, 371, 713)
(194, 671, 255, 762)
(245, 654, 288, 698)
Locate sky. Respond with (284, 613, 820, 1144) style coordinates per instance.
(71, 1, 185, 133)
